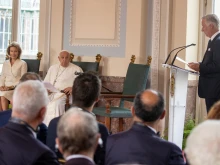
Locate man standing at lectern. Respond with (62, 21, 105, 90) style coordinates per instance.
(188, 14, 220, 112)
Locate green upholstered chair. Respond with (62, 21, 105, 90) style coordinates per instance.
(93, 55, 152, 132)
(70, 53, 102, 72)
(22, 52, 43, 73)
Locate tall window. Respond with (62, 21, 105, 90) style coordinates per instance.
(20, 0, 40, 55)
(0, 0, 12, 57)
(0, 0, 40, 64)
(213, 0, 220, 18)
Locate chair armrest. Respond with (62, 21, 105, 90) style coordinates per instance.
(102, 85, 113, 92)
(101, 92, 123, 95)
(100, 94, 135, 99)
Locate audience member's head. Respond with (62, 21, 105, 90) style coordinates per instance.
(58, 50, 70, 67)
(132, 89, 165, 123)
(56, 108, 100, 159)
(20, 72, 42, 83)
(12, 80, 49, 127)
(7, 41, 22, 59)
(72, 72, 101, 110)
(185, 120, 220, 165)
(207, 101, 220, 119)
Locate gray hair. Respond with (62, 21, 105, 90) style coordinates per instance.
(202, 14, 219, 29)
(12, 80, 49, 120)
(57, 108, 98, 155)
(20, 72, 42, 82)
(185, 120, 220, 165)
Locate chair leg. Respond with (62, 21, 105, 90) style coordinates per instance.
(105, 117, 111, 132)
(119, 118, 123, 132)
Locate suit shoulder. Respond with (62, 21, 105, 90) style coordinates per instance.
(156, 137, 182, 151)
(98, 123, 108, 132)
(49, 116, 60, 125)
(0, 109, 12, 116)
(36, 143, 59, 165)
(108, 130, 129, 140)
(214, 35, 220, 43)
(48, 116, 60, 128)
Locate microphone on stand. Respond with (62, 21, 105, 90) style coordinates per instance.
(170, 43, 196, 65)
(164, 43, 196, 64)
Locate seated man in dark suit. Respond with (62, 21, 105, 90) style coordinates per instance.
(56, 109, 99, 165)
(0, 72, 47, 144)
(0, 81, 59, 165)
(105, 89, 185, 165)
(47, 72, 109, 165)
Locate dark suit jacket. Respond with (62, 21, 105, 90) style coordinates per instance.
(0, 122, 59, 165)
(47, 116, 109, 165)
(65, 158, 95, 165)
(199, 33, 220, 98)
(0, 109, 48, 144)
(105, 123, 185, 165)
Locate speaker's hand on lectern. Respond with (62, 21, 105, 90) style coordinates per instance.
(188, 62, 200, 72)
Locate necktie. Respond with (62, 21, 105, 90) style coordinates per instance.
(207, 40, 211, 49)
(156, 131, 161, 137)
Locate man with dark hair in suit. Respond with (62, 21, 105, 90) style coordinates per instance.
(56, 109, 99, 165)
(47, 72, 109, 165)
(105, 89, 185, 165)
(188, 14, 220, 112)
(0, 80, 59, 165)
(0, 72, 48, 144)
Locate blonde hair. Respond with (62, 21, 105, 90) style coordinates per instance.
(207, 101, 220, 119)
(7, 41, 22, 59)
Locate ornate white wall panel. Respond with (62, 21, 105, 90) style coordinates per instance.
(63, 0, 127, 57)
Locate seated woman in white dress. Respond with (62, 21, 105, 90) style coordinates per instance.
(0, 42, 27, 111)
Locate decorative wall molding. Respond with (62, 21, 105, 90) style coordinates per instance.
(150, 0, 161, 90)
(63, 0, 127, 57)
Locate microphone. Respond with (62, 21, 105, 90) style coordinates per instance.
(170, 43, 196, 65)
(164, 43, 195, 64)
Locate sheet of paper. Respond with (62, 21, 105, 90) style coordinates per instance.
(176, 56, 188, 65)
(43, 82, 60, 93)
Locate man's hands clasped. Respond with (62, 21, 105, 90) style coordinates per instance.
(61, 87, 72, 95)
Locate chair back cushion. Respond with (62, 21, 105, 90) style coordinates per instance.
(121, 63, 150, 103)
(22, 59, 40, 73)
(72, 61, 99, 72)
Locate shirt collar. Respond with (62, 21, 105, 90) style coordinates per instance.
(65, 154, 94, 163)
(147, 125, 157, 134)
(134, 121, 157, 134)
(27, 127, 37, 138)
(72, 106, 96, 118)
(210, 31, 220, 41)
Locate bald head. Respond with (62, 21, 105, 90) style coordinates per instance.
(141, 90, 159, 107)
(58, 50, 70, 67)
(133, 89, 164, 122)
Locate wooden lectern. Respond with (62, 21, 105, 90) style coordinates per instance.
(162, 64, 198, 149)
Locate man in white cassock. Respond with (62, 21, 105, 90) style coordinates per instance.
(43, 50, 83, 125)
